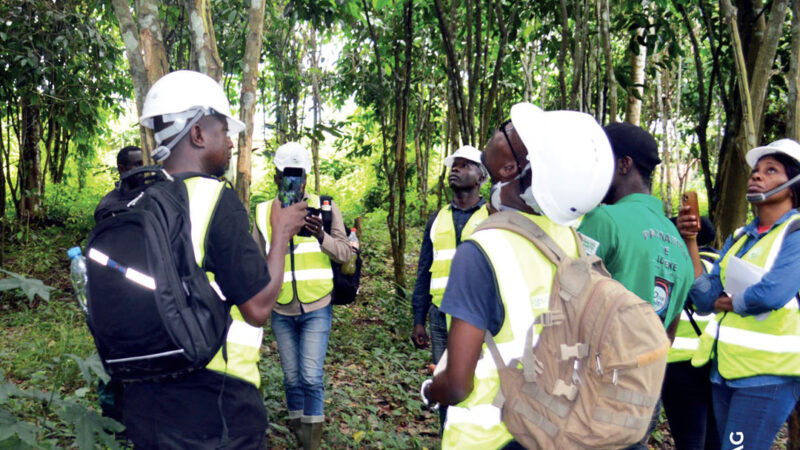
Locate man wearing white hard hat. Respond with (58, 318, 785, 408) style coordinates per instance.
(123, 70, 307, 448)
(253, 142, 351, 449)
(409, 144, 488, 431)
(577, 122, 694, 449)
(420, 104, 614, 449)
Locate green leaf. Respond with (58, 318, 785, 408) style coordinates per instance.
(0, 269, 53, 301)
(0, 278, 23, 293)
(64, 354, 109, 385)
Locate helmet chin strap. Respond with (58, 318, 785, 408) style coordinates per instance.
(151, 109, 206, 162)
(746, 173, 800, 203)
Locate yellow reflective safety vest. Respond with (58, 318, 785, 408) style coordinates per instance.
(182, 176, 264, 388)
(255, 194, 333, 305)
(429, 203, 489, 307)
(692, 216, 800, 378)
(667, 252, 719, 363)
(442, 212, 580, 450)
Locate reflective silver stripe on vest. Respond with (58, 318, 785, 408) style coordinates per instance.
(282, 268, 334, 283)
(226, 320, 263, 348)
(446, 403, 502, 429)
(704, 319, 800, 353)
(430, 277, 448, 291)
(671, 336, 700, 351)
(433, 249, 457, 261)
(293, 242, 324, 254)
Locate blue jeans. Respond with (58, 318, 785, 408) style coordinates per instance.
(271, 304, 332, 419)
(712, 379, 800, 450)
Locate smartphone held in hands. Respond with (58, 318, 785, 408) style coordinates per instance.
(681, 190, 701, 231)
(279, 167, 305, 207)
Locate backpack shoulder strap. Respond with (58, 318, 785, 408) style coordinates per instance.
(321, 195, 333, 234)
(473, 211, 568, 266)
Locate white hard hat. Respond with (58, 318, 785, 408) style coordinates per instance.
(274, 142, 311, 174)
(444, 145, 482, 168)
(746, 138, 800, 168)
(444, 145, 488, 180)
(510, 102, 614, 225)
(139, 70, 245, 140)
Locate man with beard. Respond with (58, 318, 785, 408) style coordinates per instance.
(410, 145, 489, 431)
(577, 122, 693, 449)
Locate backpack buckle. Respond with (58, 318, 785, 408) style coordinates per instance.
(560, 343, 589, 360)
(535, 311, 564, 326)
(552, 379, 578, 401)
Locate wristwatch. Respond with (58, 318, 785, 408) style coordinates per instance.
(420, 378, 440, 411)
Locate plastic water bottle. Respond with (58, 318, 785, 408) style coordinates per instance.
(67, 247, 89, 315)
(341, 228, 359, 275)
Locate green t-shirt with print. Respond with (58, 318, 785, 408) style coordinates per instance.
(577, 193, 693, 328)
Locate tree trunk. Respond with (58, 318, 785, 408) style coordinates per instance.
(656, 69, 673, 215)
(569, 0, 588, 111)
(788, 0, 800, 140)
(713, 0, 787, 243)
(233, 0, 267, 209)
(111, 0, 153, 158)
(721, 0, 756, 150)
(625, 26, 647, 126)
(433, 0, 471, 145)
(389, 0, 413, 295)
(480, 1, 516, 146)
(557, 0, 570, 109)
(414, 88, 433, 221)
(0, 120, 4, 266)
(749, 0, 788, 139)
(599, 0, 617, 122)
(184, 0, 223, 81)
(135, 0, 169, 162)
(112, 0, 150, 114)
(19, 101, 41, 219)
(310, 26, 322, 195)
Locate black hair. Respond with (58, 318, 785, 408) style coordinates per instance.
(117, 146, 142, 166)
(763, 152, 800, 208)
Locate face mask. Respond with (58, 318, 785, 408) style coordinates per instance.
(488, 161, 542, 213)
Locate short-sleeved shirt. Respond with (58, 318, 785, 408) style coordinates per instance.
(577, 193, 693, 327)
(124, 183, 271, 437)
(439, 241, 505, 335)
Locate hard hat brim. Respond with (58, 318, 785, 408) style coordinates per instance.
(746, 139, 800, 168)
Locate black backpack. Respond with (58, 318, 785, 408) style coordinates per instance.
(86, 166, 229, 381)
(320, 195, 361, 305)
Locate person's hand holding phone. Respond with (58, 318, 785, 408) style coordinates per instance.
(304, 211, 324, 242)
(270, 198, 307, 243)
(678, 191, 700, 240)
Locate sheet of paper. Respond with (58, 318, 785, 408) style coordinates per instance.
(724, 256, 766, 299)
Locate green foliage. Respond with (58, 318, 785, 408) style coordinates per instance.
(0, 270, 52, 303)
(0, 360, 123, 449)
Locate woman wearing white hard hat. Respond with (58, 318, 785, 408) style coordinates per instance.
(680, 138, 800, 449)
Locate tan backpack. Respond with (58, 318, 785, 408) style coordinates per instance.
(476, 212, 670, 449)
